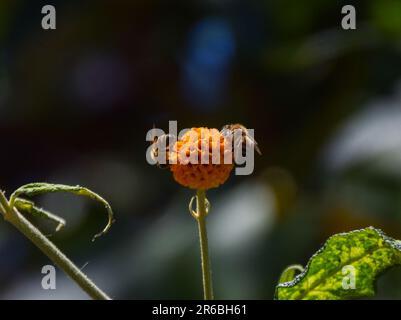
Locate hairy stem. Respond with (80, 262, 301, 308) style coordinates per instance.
(0, 191, 111, 300)
(196, 189, 214, 300)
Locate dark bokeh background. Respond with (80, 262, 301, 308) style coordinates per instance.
(1, 0, 401, 299)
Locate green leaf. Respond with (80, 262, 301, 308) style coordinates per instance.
(275, 227, 401, 300)
(10, 183, 114, 241)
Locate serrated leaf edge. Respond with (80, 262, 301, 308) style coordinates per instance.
(275, 226, 401, 300)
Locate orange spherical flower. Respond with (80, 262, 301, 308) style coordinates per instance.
(169, 127, 234, 190)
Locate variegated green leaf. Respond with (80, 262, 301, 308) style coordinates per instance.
(275, 227, 401, 300)
(10, 183, 114, 241)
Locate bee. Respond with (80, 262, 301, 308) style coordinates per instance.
(220, 123, 262, 157)
(150, 132, 176, 169)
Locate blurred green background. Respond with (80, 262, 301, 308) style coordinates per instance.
(1, 0, 401, 299)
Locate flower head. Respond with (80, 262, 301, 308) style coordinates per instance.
(168, 127, 234, 190)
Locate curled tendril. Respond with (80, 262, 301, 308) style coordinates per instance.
(188, 195, 211, 219)
(9, 183, 114, 241)
(189, 196, 198, 219)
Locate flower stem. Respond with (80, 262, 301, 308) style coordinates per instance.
(0, 191, 111, 300)
(196, 189, 214, 300)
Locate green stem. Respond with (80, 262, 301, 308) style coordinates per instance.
(196, 189, 214, 300)
(0, 191, 111, 300)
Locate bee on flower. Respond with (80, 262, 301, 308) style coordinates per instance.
(220, 123, 262, 156)
(147, 123, 260, 189)
(149, 132, 176, 169)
